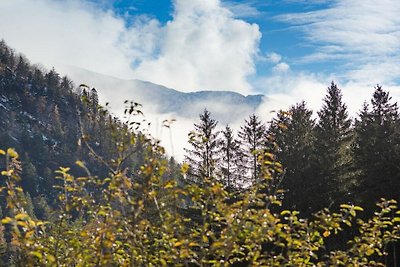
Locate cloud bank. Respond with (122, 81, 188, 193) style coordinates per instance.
(0, 0, 261, 93)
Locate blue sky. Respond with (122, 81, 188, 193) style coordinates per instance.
(101, 0, 400, 94)
(109, 0, 332, 80)
(1, 0, 400, 114)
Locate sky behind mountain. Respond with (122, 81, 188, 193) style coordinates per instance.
(1, 0, 400, 113)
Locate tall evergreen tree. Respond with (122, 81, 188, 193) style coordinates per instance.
(314, 82, 353, 208)
(184, 110, 220, 184)
(218, 125, 245, 190)
(90, 88, 99, 114)
(353, 85, 400, 209)
(269, 102, 317, 213)
(238, 114, 266, 184)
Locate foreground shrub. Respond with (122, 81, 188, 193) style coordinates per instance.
(1, 146, 399, 267)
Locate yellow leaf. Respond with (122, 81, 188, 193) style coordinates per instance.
(29, 251, 43, 260)
(174, 241, 184, 247)
(366, 248, 375, 256)
(60, 167, 70, 173)
(25, 230, 35, 239)
(7, 148, 18, 159)
(280, 210, 291, 216)
(46, 254, 56, 263)
(323, 230, 330, 237)
(76, 161, 85, 168)
(181, 163, 190, 174)
(0, 149, 5, 155)
(164, 180, 175, 189)
(1, 217, 14, 224)
(15, 213, 30, 221)
(1, 170, 13, 176)
(17, 221, 28, 228)
(340, 204, 351, 209)
(211, 242, 224, 249)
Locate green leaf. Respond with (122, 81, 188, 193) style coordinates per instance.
(29, 251, 43, 260)
(354, 206, 364, 211)
(280, 210, 291, 216)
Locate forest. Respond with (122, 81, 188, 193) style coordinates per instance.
(0, 39, 399, 266)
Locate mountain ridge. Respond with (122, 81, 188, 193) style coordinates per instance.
(62, 66, 265, 123)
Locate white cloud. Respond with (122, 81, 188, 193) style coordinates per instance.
(273, 62, 290, 73)
(264, 52, 282, 63)
(222, 1, 261, 18)
(0, 0, 140, 78)
(277, 0, 400, 85)
(0, 0, 261, 94)
(133, 0, 261, 94)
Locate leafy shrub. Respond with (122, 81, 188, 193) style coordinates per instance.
(1, 143, 399, 266)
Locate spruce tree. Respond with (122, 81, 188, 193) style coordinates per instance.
(90, 88, 99, 114)
(314, 82, 353, 208)
(218, 125, 245, 190)
(353, 85, 400, 209)
(269, 102, 317, 213)
(184, 110, 220, 184)
(238, 114, 266, 184)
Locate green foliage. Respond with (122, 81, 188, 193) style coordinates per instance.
(218, 125, 246, 190)
(185, 109, 220, 183)
(1, 141, 399, 266)
(352, 85, 400, 209)
(1, 39, 400, 266)
(268, 102, 317, 213)
(238, 114, 267, 184)
(314, 82, 353, 209)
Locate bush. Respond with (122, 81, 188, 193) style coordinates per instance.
(0, 144, 399, 266)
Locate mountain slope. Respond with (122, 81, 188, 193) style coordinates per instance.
(63, 66, 265, 123)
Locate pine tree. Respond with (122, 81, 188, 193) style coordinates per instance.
(21, 156, 39, 195)
(218, 125, 245, 190)
(90, 88, 99, 114)
(314, 82, 353, 208)
(184, 110, 220, 184)
(269, 102, 317, 213)
(238, 114, 266, 184)
(45, 67, 60, 95)
(353, 85, 400, 209)
(33, 195, 52, 220)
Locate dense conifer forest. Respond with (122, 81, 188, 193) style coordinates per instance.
(0, 40, 399, 266)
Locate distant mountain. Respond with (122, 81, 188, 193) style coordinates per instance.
(62, 66, 265, 123)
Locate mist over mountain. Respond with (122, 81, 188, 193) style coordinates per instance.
(62, 66, 265, 124)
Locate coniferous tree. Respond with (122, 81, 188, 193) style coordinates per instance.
(353, 85, 400, 209)
(90, 88, 99, 114)
(314, 82, 353, 208)
(269, 102, 317, 213)
(218, 125, 244, 190)
(45, 67, 60, 96)
(238, 114, 266, 184)
(184, 110, 220, 184)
